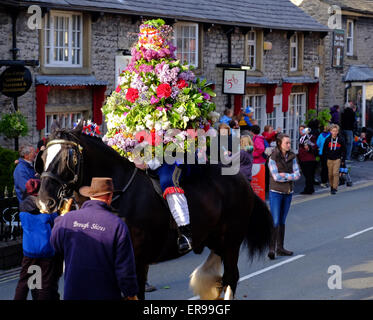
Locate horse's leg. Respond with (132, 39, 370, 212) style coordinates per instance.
(189, 250, 223, 300)
(135, 260, 147, 300)
(222, 243, 240, 300)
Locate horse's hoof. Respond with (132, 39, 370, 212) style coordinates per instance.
(145, 282, 157, 292)
(268, 251, 275, 260)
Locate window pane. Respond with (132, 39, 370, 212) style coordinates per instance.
(54, 30, 58, 47)
(45, 30, 50, 47)
(183, 26, 189, 38)
(77, 15, 81, 31)
(77, 32, 80, 47)
(59, 30, 63, 46)
(46, 48, 50, 64)
(76, 49, 80, 64)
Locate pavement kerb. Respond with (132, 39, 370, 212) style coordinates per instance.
(291, 180, 373, 205)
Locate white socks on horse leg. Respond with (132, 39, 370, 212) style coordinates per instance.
(165, 193, 190, 226)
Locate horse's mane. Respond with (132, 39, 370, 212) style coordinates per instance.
(49, 128, 133, 166)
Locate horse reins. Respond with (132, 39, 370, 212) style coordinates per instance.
(42, 137, 138, 209)
(41, 139, 84, 210)
(112, 167, 138, 203)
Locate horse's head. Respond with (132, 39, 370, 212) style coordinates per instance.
(36, 122, 84, 213)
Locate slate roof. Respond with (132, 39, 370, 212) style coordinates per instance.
(3, 0, 330, 32)
(323, 0, 373, 15)
(246, 76, 279, 84)
(35, 75, 108, 86)
(283, 76, 319, 83)
(343, 65, 373, 82)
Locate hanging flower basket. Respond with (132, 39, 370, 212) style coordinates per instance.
(0, 111, 29, 139)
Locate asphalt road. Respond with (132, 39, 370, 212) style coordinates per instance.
(145, 181, 373, 300)
(1, 169, 373, 300)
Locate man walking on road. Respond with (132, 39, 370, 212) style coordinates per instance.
(50, 177, 138, 300)
(341, 101, 356, 161)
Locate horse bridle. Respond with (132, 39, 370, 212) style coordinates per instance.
(40, 139, 84, 208)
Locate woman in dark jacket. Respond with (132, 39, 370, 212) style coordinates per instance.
(267, 133, 301, 260)
(298, 125, 318, 194)
(239, 135, 254, 182)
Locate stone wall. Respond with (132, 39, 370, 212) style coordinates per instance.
(293, 0, 373, 111)
(0, 6, 324, 152)
(0, 10, 40, 150)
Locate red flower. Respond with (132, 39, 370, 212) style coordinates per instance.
(156, 83, 172, 99)
(126, 88, 139, 103)
(177, 79, 188, 89)
(115, 85, 121, 93)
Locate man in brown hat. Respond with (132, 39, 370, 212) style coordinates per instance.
(50, 177, 138, 300)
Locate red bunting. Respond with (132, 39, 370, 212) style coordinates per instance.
(92, 86, 107, 125)
(36, 85, 51, 131)
(282, 82, 293, 113)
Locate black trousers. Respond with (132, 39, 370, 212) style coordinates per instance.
(14, 255, 63, 300)
(300, 161, 316, 193)
(320, 154, 328, 184)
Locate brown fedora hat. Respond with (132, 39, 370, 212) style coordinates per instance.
(79, 177, 115, 198)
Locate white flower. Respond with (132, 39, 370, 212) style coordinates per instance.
(144, 114, 152, 121)
(176, 106, 185, 115)
(136, 124, 145, 131)
(182, 116, 189, 123)
(154, 122, 162, 131)
(162, 121, 171, 130)
(145, 120, 155, 130)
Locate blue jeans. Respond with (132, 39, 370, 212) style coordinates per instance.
(269, 191, 293, 227)
(344, 130, 353, 160)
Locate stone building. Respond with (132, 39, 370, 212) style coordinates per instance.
(0, 0, 328, 151)
(292, 0, 373, 131)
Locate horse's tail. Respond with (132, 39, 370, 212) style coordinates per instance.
(244, 193, 274, 259)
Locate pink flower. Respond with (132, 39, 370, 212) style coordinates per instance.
(151, 96, 160, 104)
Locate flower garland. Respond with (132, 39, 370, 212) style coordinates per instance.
(102, 19, 219, 161)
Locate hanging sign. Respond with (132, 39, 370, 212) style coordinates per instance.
(223, 69, 246, 95)
(0, 66, 32, 98)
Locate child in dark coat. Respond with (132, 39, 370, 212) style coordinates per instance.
(14, 179, 62, 300)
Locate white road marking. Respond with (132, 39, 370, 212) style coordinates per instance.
(188, 254, 305, 300)
(344, 227, 373, 239)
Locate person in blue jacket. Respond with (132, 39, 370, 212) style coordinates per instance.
(218, 108, 233, 125)
(316, 124, 331, 188)
(14, 179, 62, 300)
(13, 145, 37, 202)
(50, 177, 138, 300)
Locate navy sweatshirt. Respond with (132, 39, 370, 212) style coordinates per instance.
(50, 200, 138, 300)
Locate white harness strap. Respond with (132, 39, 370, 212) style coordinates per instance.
(45, 144, 62, 170)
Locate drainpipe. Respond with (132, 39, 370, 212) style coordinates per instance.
(225, 27, 234, 109)
(10, 9, 19, 151)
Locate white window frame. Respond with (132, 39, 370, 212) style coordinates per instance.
(44, 11, 83, 68)
(282, 93, 306, 151)
(290, 33, 298, 72)
(346, 19, 354, 56)
(247, 31, 256, 70)
(45, 112, 83, 136)
(244, 94, 266, 132)
(173, 22, 199, 68)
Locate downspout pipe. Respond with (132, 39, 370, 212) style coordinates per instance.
(225, 27, 234, 109)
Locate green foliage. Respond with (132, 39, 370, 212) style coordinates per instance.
(143, 19, 165, 27)
(0, 111, 29, 139)
(0, 146, 19, 197)
(305, 109, 332, 129)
